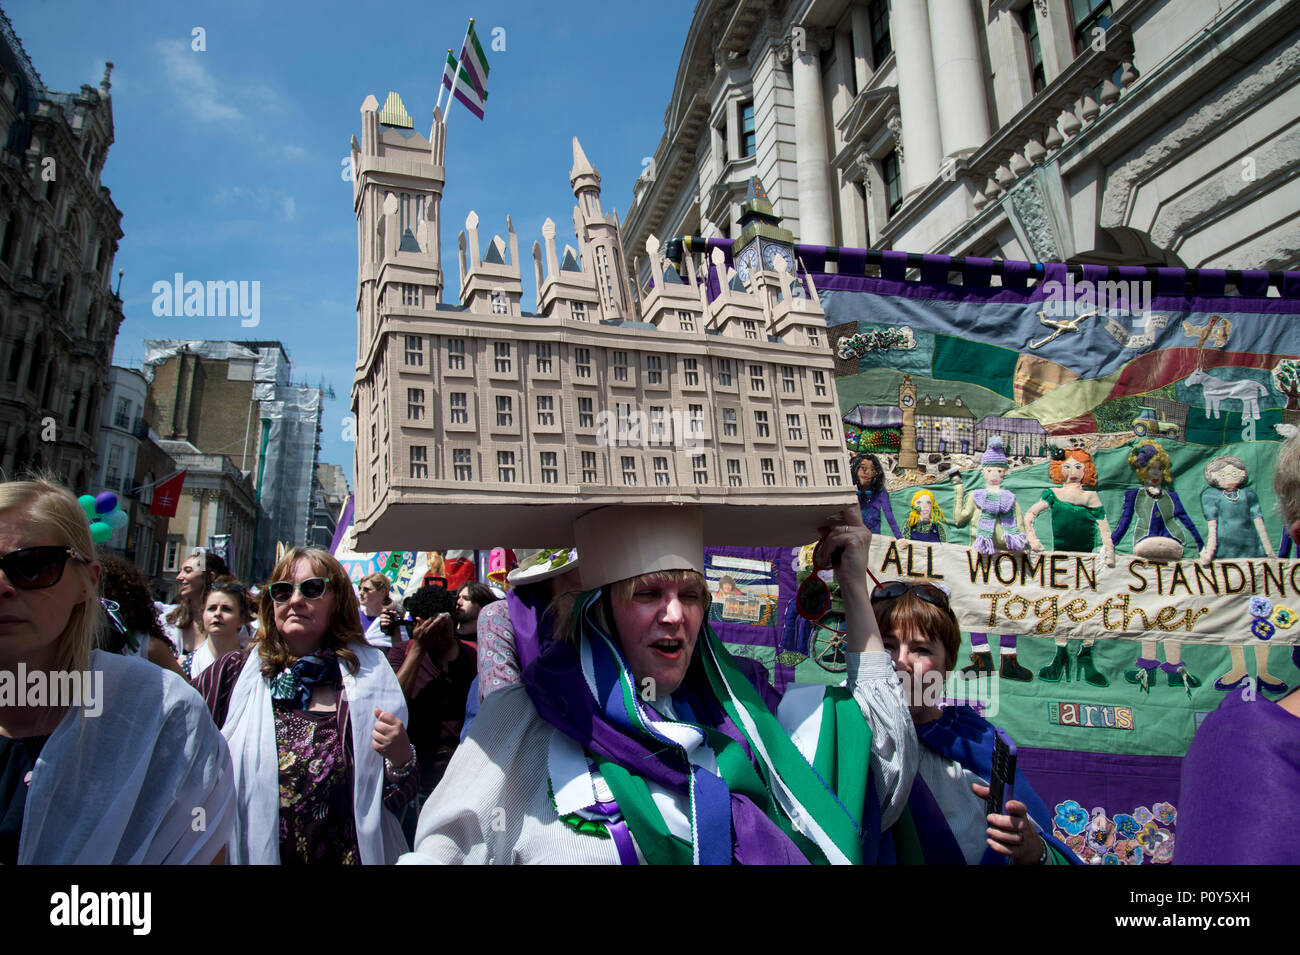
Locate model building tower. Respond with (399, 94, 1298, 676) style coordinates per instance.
(351, 101, 852, 551)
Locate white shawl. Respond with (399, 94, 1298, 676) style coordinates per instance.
(19, 650, 236, 863)
(221, 641, 409, 865)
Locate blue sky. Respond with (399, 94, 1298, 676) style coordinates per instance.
(9, 0, 695, 488)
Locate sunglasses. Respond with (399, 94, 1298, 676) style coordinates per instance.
(795, 538, 883, 631)
(268, 577, 329, 603)
(870, 581, 957, 623)
(0, 545, 86, 589)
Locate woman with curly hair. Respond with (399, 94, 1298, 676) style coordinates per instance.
(902, 489, 947, 543)
(851, 452, 901, 537)
(96, 553, 185, 677)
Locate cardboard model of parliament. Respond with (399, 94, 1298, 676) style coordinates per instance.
(351, 92, 854, 550)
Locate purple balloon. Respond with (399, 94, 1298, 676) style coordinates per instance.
(94, 491, 118, 514)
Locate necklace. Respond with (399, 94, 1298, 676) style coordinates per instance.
(1223, 489, 1241, 502)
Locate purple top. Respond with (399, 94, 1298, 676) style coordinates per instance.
(1176, 691, 1300, 864)
(858, 488, 901, 537)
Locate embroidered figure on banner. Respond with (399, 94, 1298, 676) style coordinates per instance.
(951, 437, 1032, 683)
(1104, 312, 1167, 350)
(903, 488, 948, 543)
(1181, 315, 1232, 349)
(851, 451, 901, 538)
(1029, 309, 1096, 349)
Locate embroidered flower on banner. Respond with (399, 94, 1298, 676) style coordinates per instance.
(1153, 839, 1175, 864)
(1078, 845, 1101, 864)
(1054, 800, 1090, 835)
(1102, 852, 1122, 865)
(1114, 814, 1140, 839)
(1153, 802, 1177, 825)
(1136, 822, 1163, 851)
(1249, 596, 1273, 619)
(1272, 606, 1297, 629)
(1252, 619, 1276, 641)
(1132, 805, 1154, 826)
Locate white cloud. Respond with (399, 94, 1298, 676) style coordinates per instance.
(155, 39, 244, 125)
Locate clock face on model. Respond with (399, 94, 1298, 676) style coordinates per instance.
(901, 393, 916, 408)
(735, 244, 760, 284)
(762, 241, 793, 271)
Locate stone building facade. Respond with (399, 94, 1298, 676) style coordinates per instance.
(351, 93, 850, 550)
(0, 11, 124, 482)
(622, 0, 1299, 280)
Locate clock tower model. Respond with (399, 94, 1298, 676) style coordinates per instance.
(899, 375, 918, 470)
(732, 177, 796, 307)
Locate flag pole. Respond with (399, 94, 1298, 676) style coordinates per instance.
(435, 48, 453, 114)
(444, 17, 473, 130)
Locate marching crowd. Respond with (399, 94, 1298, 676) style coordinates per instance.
(1, 453, 1298, 864)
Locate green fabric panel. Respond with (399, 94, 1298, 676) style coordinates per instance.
(931, 335, 1019, 400)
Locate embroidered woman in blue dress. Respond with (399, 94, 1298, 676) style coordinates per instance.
(851, 452, 901, 538)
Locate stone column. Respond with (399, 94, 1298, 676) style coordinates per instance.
(850, 5, 871, 90)
(790, 26, 835, 246)
(928, 0, 992, 159)
(892, 0, 943, 193)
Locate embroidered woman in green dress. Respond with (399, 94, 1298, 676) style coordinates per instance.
(1024, 448, 1114, 686)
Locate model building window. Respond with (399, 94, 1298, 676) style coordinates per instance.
(819, 414, 835, 441)
(536, 394, 555, 427)
(723, 408, 738, 437)
(678, 310, 696, 333)
(812, 370, 827, 397)
(717, 358, 734, 387)
(572, 301, 587, 322)
(407, 388, 426, 421)
(493, 341, 512, 374)
(409, 446, 429, 479)
(750, 365, 766, 391)
(497, 451, 516, 483)
(646, 354, 663, 385)
(616, 401, 631, 437)
(496, 395, 513, 427)
(650, 406, 666, 442)
(689, 404, 704, 436)
(692, 454, 708, 485)
(824, 459, 842, 486)
(401, 284, 422, 307)
(653, 456, 670, 486)
(450, 392, 468, 424)
(782, 366, 797, 393)
(794, 459, 809, 487)
(535, 343, 553, 374)
(612, 350, 629, 383)
(760, 458, 776, 487)
(727, 459, 743, 487)
(743, 320, 759, 340)
(540, 452, 559, 484)
(621, 455, 638, 486)
(453, 448, 473, 481)
(684, 357, 699, 386)
(809, 328, 821, 348)
(447, 338, 466, 370)
(575, 347, 592, 378)
(371, 422, 377, 454)
(404, 335, 424, 367)
(754, 410, 770, 438)
(581, 450, 598, 483)
(578, 396, 594, 428)
(786, 413, 804, 441)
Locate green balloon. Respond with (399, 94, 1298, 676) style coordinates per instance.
(79, 495, 98, 519)
(90, 521, 113, 543)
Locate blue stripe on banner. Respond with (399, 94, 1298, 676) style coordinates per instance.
(690, 764, 733, 865)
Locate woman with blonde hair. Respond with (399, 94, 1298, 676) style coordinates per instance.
(195, 547, 416, 864)
(1, 479, 234, 863)
(903, 489, 947, 543)
(357, 571, 400, 648)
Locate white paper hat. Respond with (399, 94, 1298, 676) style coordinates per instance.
(574, 505, 704, 591)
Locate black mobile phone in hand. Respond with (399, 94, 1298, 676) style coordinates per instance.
(985, 728, 1018, 816)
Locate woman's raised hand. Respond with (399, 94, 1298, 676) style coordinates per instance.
(372, 707, 413, 769)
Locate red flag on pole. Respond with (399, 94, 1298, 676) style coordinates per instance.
(150, 470, 187, 517)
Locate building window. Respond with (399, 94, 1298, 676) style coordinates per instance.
(409, 446, 428, 479)
(497, 451, 516, 483)
(401, 284, 422, 307)
(612, 350, 629, 382)
(575, 347, 591, 378)
(868, 0, 891, 67)
(370, 421, 377, 454)
(809, 328, 821, 348)
(536, 343, 553, 374)
(572, 301, 587, 322)
(536, 394, 555, 427)
(750, 364, 766, 391)
(883, 150, 902, 216)
(825, 459, 842, 486)
(794, 460, 809, 487)
(684, 357, 699, 386)
(754, 410, 770, 438)
(493, 341, 512, 374)
(743, 320, 759, 340)
(496, 395, 513, 427)
(616, 401, 631, 437)
(717, 359, 733, 387)
(621, 456, 638, 486)
(578, 396, 594, 428)
(453, 448, 473, 481)
(1021, 5, 1046, 94)
(105, 445, 123, 490)
(723, 408, 738, 437)
(404, 335, 424, 366)
(727, 459, 742, 487)
(450, 392, 468, 424)
(407, 388, 426, 421)
(653, 456, 670, 486)
(819, 414, 835, 441)
(649, 406, 666, 442)
(164, 540, 181, 572)
(678, 310, 696, 333)
(447, 338, 465, 370)
(813, 370, 827, 397)
(491, 289, 510, 314)
(786, 414, 804, 441)
(739, 101, 756, 158)
(540, 452, 559, 484)
(692, 454, 708, 485)
(114, 398, 131, 429)
(581, 450, 598, 483)
(646, 354, 663, 385)
(1070, 0, 1113, 54)
(761, 458, 776, 487)
(689, 404, 704, 436)
(782, 366, 796, 393)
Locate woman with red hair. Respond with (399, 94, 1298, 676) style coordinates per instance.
(1024, 447, 1114, 686)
